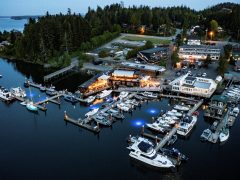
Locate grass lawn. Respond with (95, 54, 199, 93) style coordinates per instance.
(121, 35, 171, 45)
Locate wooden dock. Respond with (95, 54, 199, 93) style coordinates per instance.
(34, 93, 63, 105)
(44, 59, 78, 82)
(187, 99, 204, 116)
(64, 112, 100, 133)
(160, 94, 198, 102)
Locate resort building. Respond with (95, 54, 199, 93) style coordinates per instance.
(120, 62, 166, 76)
(178, 45, 221, 60)
(204, 95, 228, 119)
(78, 74, 111, 96)
(169, 73, 218, 98)
(137, 46, 169, 64)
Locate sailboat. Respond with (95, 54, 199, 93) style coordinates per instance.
(26, 87, 38, 112)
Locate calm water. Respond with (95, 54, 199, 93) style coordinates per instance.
(0, 57, 240, 180)
(0, 18, 28, 32)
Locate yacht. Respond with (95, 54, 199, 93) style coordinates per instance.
(174, 105, 190, 111)
(141, 92, 158, 98)
(146, 122, 166, 133)
(93, 115, 112, 126)
(177, 116, 197, 136)
(166, 110, 182, 117)
(10, 87, 26, 98)
(157, 118, 171, 128)
(127, 137, 174, 169)
(46, 89, 57, 96)
(26, 101, 38, 112)
(163, 116, 176, 125)
(230, 107, 239, 117)
(200, 129, 212, 141)
(161, 148, 188, 162)
(117, 103, 130, 112)
(97, 90, 112, 99)
(84, 96, 96, 104)
(64, 94, 78, 103)
(107, 109, 125, 119)
(0, 87, 14, 101)
(219, 128, 229, 143)
(85, 108, 99, 118)
(119, 91, 129, 100)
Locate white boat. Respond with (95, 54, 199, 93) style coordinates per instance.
(97, 90, 112, 99)
(39, 85, 46, 92)
(127, 136, 174, 169)
(85, 108, 99, 118)
(174, 105, 190, 111)
(117, 103, 130, 112)
(0, 74, 2, 78)
(219, 128, 229, 142)
(84, 96, 96, 104)
(10, 87, 26, 98)
(119, 91, 129, 100)
(200, 129, 212, 141)
(177, 116, 197, 136)
(0, 87, 13, 101)
(141, 92, 158, 98)
(157, 118, 171, 127)
(146, 122, 166, 133)
(163, 116, 176, 125)
(230, 107, 239, 117)
(26, 101, 38, 111)
(166, 110, 182, 117)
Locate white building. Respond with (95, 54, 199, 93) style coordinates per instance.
(187, 35, 201, 46)
(169, 74, 218, 98)
(178, 45, 221, 60)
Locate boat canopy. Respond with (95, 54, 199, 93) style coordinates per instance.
(137, 141, 152, 153)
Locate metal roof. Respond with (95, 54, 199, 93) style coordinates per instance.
(140, 46, 168, 54)
(193, 81, 211, 89)
(211, 95, 228, 103)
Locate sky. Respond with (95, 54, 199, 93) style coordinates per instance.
(0, 0, 239, 16)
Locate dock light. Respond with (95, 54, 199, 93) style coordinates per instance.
(132, 119, 145, 127)
(147, 108, 159, 115)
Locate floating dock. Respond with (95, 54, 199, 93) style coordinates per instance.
(14, 96, 47, 111)
(160, 94, 198, 102)
(187, 99, 204, 116)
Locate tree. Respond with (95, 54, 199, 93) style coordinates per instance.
(218, 55, 228, 76)
(204, 54, 212, 67)
(145, 41, 154, 49)
(98, 50, 108, 58)
(171, 51, 180, 67)
(210, 20, 218, 32)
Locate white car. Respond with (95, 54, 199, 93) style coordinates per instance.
(202, 73, 207, 77)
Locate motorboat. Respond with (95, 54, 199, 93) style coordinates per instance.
(85, 108, 99, 118)
(10, 87, 26, 98)
(119, 91, 129, 100)
(219, 128, 229, 143)
(97, 90, 112, 99)
(167, 135, 177, 146)
(26, 101, 38, 111)
(230, 107, 239, 117)
(0, 87, 14, 101)
(127, 136, 154, 147)
(174, 105, 190, 111)
(200, 129, 212, 141)
(93, 115, 112, 126)
(160, 148, 188, 162)
(107, 110, 125, 119)
(46, 89, 57, 96)
(127, 136, 174, 169)
(157, 118, 171, 128)
(117, 103, 130, 112)
(84, 96, 96, 104)
(141, 92, 158, 98)
(163, 116, 176, 125)
(146, 122, 167, 133)
(39, 85, 46, 92)
(166, 110, 182, 117)
(64, 94, 78, 103)
(177, 115, 197, 136)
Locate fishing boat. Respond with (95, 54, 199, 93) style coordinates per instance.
(160, 148, 188, 162)
(85, 108, 99, 118)
(0, 87, 14, 101)
(127, 136, 174, 169)
(219, 128, 229, 143)
(10, 87, 26, 98)
(174, 105, 190, 111)
(177, 115, 197, 136)
(97, 90, 112, 99)
(200, 129, 212, 141)
(118, 91, 129, 100)
(26, 101, 38, 112)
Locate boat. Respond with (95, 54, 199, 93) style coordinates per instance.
(85, 108, 99, 118)
(167, 135, 178, 145)
(177, 115, 197, 136)
(0, 87, 14, 101)
(97, 90, 112, 99)
(166, 110, 182, 117)
(84, 96, 96, 104)
(64, 94, 78, 103)
(146, 122, 167, 133)
(117, 103, 130, 112)
(160, 148, 188, 162)
(141, 92, 158, 98)
(119, 91, 129, 100)
(46, 89, 57, 96)
(157, 118, 171, 127)
(200, 129, 212, 141)
(210, 121, 218, 131)
(162, 116, 176, 125)
(174, 105, 190, 111)
(93, 115, 112, 126)
(127, 136, 154, 147)
(107, 110, 125, 119)
(219, 128, 229, 143)
(0, 74, 2, 78)
(39, 85, 46, 92)
(230, 107, 239, 117)
(20, 101, 27, 106)
(10, 87, 26, 98)
(127, 136, 174, 169)
(26, 101, 38, 112)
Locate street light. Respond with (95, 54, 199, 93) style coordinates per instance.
(209, 31, 214, 41)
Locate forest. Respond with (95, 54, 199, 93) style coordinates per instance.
(0, 2, 239, 66)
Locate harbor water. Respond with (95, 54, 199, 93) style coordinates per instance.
(0, 58, 240, 179)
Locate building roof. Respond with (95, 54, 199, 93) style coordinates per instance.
(211, 95, 228, 103)
(179, 44, 221, 50)
(185, 76, 196, 81)
(121, 62, 166, 72)
(193, 81, 211, 89)
(98, 74, 110, 80)
(79, 73, 103, 88)
(112, 70, 135, 77)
